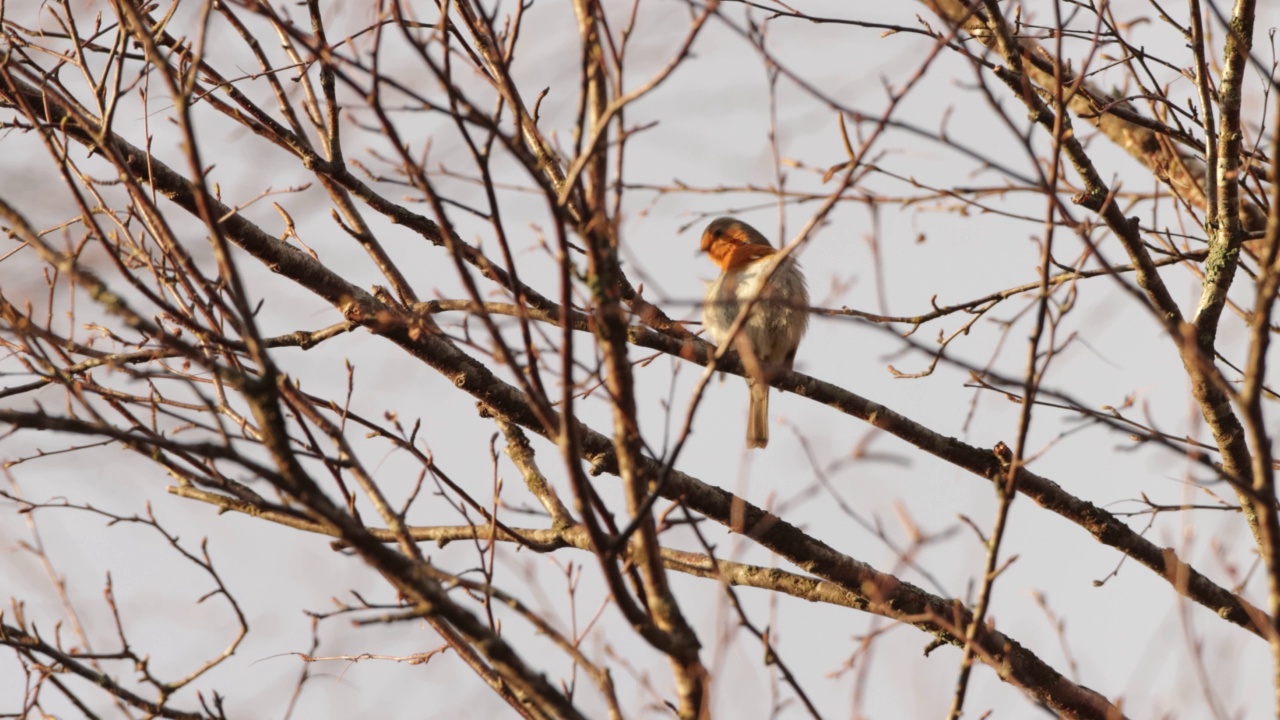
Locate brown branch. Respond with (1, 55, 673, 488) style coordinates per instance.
(0, 622, 211, 720)
(419, 296, 1268, 638)
(1192, 0, 1256, 346)
(1239, 79, 1280, 711)
(914, 0, 1270, 611)
(174, 479, 1123, 718)
(915, 0, 1241, 229)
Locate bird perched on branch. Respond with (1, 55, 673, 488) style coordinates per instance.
(699, 217, 809, 449)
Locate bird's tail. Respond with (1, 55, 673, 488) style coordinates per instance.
(747, 382, 770, 449)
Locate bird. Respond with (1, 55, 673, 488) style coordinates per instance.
(699, 217, 809, 449)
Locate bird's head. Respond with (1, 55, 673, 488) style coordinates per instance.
(699, 217, 775, 271)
